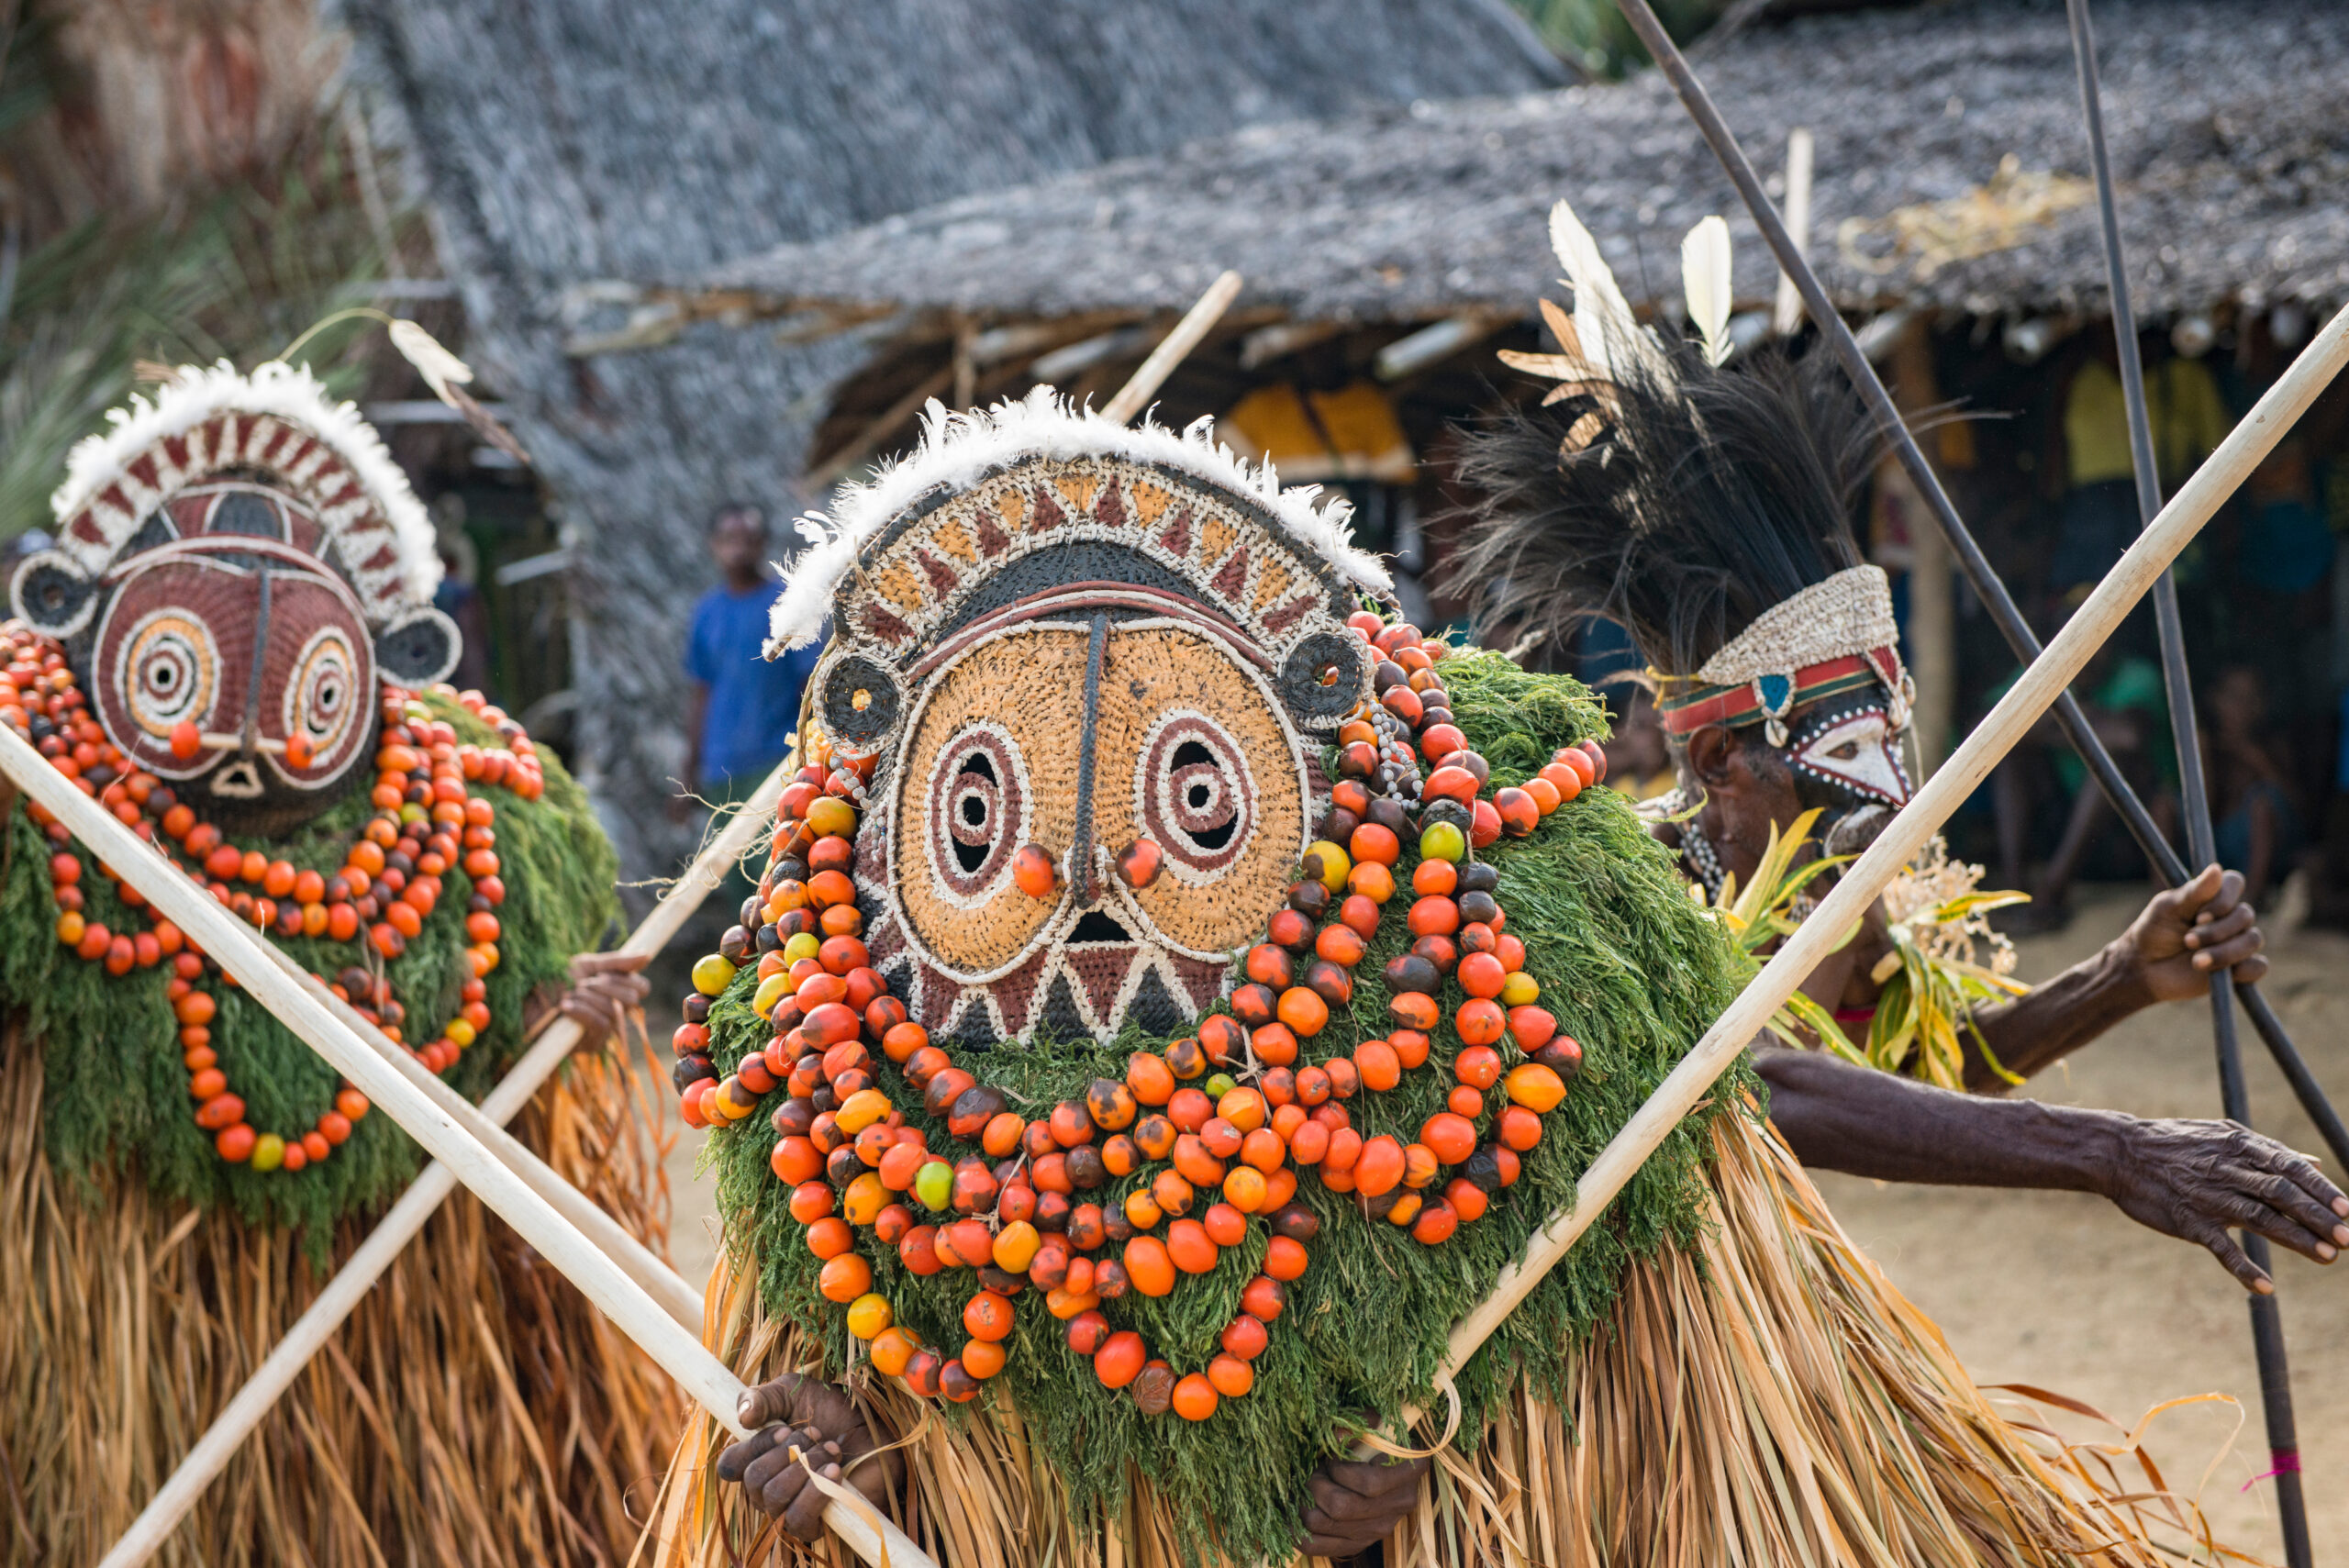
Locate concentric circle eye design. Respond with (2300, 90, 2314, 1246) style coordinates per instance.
(923, 723, 1030, 904)
(1137, 710, 1258, 881)
(121, 612, 218, 737)
(284, 627, 361, 767)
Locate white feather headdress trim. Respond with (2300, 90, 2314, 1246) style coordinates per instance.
(50, 360, 440, 606)
(769, 387, 1391, 653)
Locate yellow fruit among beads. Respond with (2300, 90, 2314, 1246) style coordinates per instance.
(1503, 1062, 1566, 1113)
(1499, 971, 1541, 1006)
(843, 1172, 891, 1225)
(807, 797, 859, 839)
(835, 1087, 893, 1134)
(783, 931, 823, 963)
(1304, 840, 1351, 894)
(845, 1293, 894, 1340)
(752, 971, 793, 1018)
(691, 953, 738, 996)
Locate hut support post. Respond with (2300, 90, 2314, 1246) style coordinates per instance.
(0, 734, 935, 1568)
(90, 758, 797, 1568)
(1603, 0, 2349, 1179)
(2065, 3, 2310, 1558)
(1415, 295, 2349, 1429)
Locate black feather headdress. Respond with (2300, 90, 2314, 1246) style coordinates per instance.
(1446, 206, 1889, 683)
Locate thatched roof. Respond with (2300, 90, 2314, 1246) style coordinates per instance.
(339, 0, 1566, 884)
(701, 0, 2349, 327)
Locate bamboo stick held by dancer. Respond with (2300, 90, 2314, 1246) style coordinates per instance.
(2065, 3, 2313, 1558)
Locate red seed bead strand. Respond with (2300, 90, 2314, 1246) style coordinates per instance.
(3, 622, 537, 1172)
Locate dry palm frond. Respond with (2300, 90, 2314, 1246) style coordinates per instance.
(1836, 154, 2094, 282)
(1, 1018, 685, 1566)
(640, 1110, 2237, 1568)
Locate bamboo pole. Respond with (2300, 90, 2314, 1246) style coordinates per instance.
(1100, 271, 1241, 425)
(1415, 295, 2349, 1426)
(268, 943, 704, 1327)
(0, 744, 934, 1568)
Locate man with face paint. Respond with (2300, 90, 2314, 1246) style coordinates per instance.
(1653, 562, 2264, 1095)
(1454, 210, 2334, 1304)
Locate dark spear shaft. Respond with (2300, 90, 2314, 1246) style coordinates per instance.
(2065, 5, 2309, 1560)
(1600, 0, 2349, 1183)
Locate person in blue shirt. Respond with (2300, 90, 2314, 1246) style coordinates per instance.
(680, 505, 820, 813)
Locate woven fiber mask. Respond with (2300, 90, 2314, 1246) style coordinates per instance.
(772, 392, 1390, 1047)
(13, 362, 459, 833)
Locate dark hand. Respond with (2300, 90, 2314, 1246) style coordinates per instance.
(714, 1373, 904, 1542)
(2102, 1117, 2349, 1292)
(2121, 863, 2268, 1002)
(558, 951, 650, 1054)
(1297, 1452, 1430, 1559)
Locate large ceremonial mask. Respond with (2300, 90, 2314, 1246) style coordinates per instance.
(680, 393, 1747, 1563)
(0, 364, 663, 1565)
(12, 361, 460, 832)
(775, 393, 1387, 1045)
(0, 361, 605, 1210)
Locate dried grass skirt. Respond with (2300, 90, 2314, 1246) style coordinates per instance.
(638, 1106, 2230, 1568)
(0, 1020, 685, 1568)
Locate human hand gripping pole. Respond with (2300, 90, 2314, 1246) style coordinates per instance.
(0, 744, 937, 1568)
(1331, 301, 2349, 1483)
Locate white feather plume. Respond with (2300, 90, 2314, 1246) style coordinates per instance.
(1547, 199, 1666, 382)
(1682, 216, 1734, 368)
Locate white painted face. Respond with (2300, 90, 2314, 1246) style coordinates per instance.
(1790, 703, 1911, 808)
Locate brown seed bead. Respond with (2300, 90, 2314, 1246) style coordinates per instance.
(1131, 1363, 1177, 1417)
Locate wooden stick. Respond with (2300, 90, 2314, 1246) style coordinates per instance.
(1100, 270, 1241, 425)
(1405, 295, 2349, 1433)
(8, 746, 932, 1568)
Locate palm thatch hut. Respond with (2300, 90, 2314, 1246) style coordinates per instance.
(674, 0, 2349, 897)
(689, 0, 2346, 371)
(339, 0, 1569, 887)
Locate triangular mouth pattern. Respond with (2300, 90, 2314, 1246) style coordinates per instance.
(863, 881, 1229, 1047)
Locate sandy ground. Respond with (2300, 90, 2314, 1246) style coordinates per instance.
(651, 884, 2349, 1560)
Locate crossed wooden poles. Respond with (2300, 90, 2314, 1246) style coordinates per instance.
(30, 292, 2347, 1568)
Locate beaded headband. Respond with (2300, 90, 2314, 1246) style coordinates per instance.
(1654, 565, 1911, 746)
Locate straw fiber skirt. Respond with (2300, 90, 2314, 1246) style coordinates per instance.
(0, 1018, 684, 1567)
(640, 1106, 2225, 1568)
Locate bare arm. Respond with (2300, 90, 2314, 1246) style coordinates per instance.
(1755, 1043, 2346, 1292)
(1962, 864, 2267, 1090)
